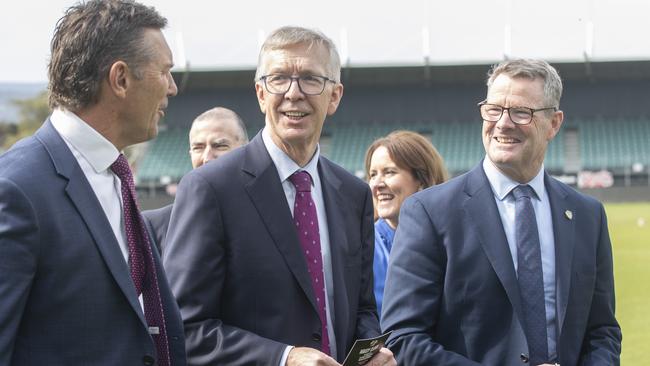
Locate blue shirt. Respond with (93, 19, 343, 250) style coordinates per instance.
(482, 159, 558, 360)
(373, 218, 395, 316)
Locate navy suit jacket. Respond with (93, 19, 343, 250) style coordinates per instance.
(381, 163, 621, 366)
(164, 133, 380, 365)
(0, 121, 186, 366)
(143, 204, 172, 254)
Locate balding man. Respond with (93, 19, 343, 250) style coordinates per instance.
(143, 107, 248, 253)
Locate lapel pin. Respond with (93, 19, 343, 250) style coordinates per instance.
(565, 210, 573, 220)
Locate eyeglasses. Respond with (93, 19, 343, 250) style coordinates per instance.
(258, 74, 336, 96)
(478, 101, 557, 125)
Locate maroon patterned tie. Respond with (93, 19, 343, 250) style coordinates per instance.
(289, 171, 331, 355)
(111, 154, 171, 366)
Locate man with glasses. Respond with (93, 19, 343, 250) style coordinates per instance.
(381, 59, 621, 365)
(164, 26, 395, 366)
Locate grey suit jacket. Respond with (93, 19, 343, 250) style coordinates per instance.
(143, 204, 173, 254)
(164, 133, 380, 365)
(381, 163, 621, 366)
(0, 121, 186, 366)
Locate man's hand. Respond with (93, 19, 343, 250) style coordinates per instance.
(287, 347, 340, 366)
(364, 347, 396, 366)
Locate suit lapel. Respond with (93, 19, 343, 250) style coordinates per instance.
(545, 174, 575, 336)
(36, 121, 147, 326)
(242, 135, 319, 312)
(318, 158, 348, 356)
(463, 165, 525, 323)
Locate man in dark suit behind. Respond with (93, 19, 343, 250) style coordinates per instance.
(164, 26, 395, 366)
(0, 1, 185, 365)
(142, 107, 248, 253)
(381, 59, 621, 365)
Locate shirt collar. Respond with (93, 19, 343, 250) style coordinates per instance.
(261, 127, 320, 184)
(482, 158, 545, 201)
(50, 108, 120, 173)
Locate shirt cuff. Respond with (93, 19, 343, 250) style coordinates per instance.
(280, 345, 294, 366)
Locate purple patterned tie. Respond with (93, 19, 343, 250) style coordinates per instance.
(289, 171, 331, 355)
(111, 154, 171, 366)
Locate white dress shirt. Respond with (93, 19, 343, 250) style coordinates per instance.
(262, 127, 337, 363)
(51, 109, 144, 310)
(483, 158, 558, 360)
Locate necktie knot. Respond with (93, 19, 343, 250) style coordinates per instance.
(289, 171, 312, 192)
(512, 184, 536, 201)
(110, 154, 133, 185)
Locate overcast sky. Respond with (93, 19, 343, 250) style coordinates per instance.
(2, 0, 649, 83)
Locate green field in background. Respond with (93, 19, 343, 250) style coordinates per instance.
(606, 202, 650, 365)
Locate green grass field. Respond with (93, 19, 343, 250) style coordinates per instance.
(606, 202, 650, 364)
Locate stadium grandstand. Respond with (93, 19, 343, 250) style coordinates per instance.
(135, 60, 650, 208)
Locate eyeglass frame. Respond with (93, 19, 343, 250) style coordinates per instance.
(477, 100, 558, 125)
(257, 74, 337, 96)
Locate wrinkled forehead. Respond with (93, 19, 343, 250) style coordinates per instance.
(190, 118, 241, 141)
(260, 43, 332, 75)
(487, 74, 546, 105)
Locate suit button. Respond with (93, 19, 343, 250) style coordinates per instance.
(312, 333, 321, 342)
(520, 353, 529, 363)
(172, 335, 179, 341)
(143, 355, 155, 365)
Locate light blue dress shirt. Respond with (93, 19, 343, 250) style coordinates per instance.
(482, 159, 558, 361)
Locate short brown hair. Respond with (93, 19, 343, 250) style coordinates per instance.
(48, 0, 167, 110)
(364, 130, 449, 188)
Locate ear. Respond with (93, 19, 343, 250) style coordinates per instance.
(326, 83, 344, 116)
(107, 61, 130, 99)
(547, 109, 564, 140)
(255, 82, 266, 114)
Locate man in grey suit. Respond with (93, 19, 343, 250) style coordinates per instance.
(381, 59, 621, 365)
(142, 107, 248, 253)
(164, 26, 395, 366)
(0, 1, 185, 365)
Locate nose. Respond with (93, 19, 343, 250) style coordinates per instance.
(167, 72, 178, 97)
(284, 77, 305, 101)
(369, 174, 386, 191)
(495, 108, 516, 129)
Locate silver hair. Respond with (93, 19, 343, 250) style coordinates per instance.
(255, 26, 341, 82)
(486, 59, 563, 108)
(191, 107, 248, 142)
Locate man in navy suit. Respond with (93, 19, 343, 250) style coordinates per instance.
(381, 59, 621, 365)
(164, 26, 395, 366)
(142, 107, 248, 253)
(0, 1, 185, 365)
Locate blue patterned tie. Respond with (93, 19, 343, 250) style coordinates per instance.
(512, 184, 548, 365)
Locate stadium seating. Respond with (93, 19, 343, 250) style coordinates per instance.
(135, 118, 650, 183)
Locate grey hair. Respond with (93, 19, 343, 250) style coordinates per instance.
(255, 26, 341, 82)
(191, 107, 248, 142)
(486, 59, 563, 108)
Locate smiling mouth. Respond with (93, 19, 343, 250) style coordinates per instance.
(376, 193, 394, 202)
(495, 136, 520, 144)
(283, 111, 308, 120)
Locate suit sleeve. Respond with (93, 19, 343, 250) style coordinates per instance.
(0, 179, 39, 365)
(380, 196, 481, 365)
(163, 171, 287, 366)
(579, 204, 622, 365)
(354, 186, 382, 340)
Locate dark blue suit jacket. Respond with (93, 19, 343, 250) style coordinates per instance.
(143, 204, 173, 254)
(164, 133, 380, 365)
(0, 121, 186, 365)
(381, 163, 621, 366)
